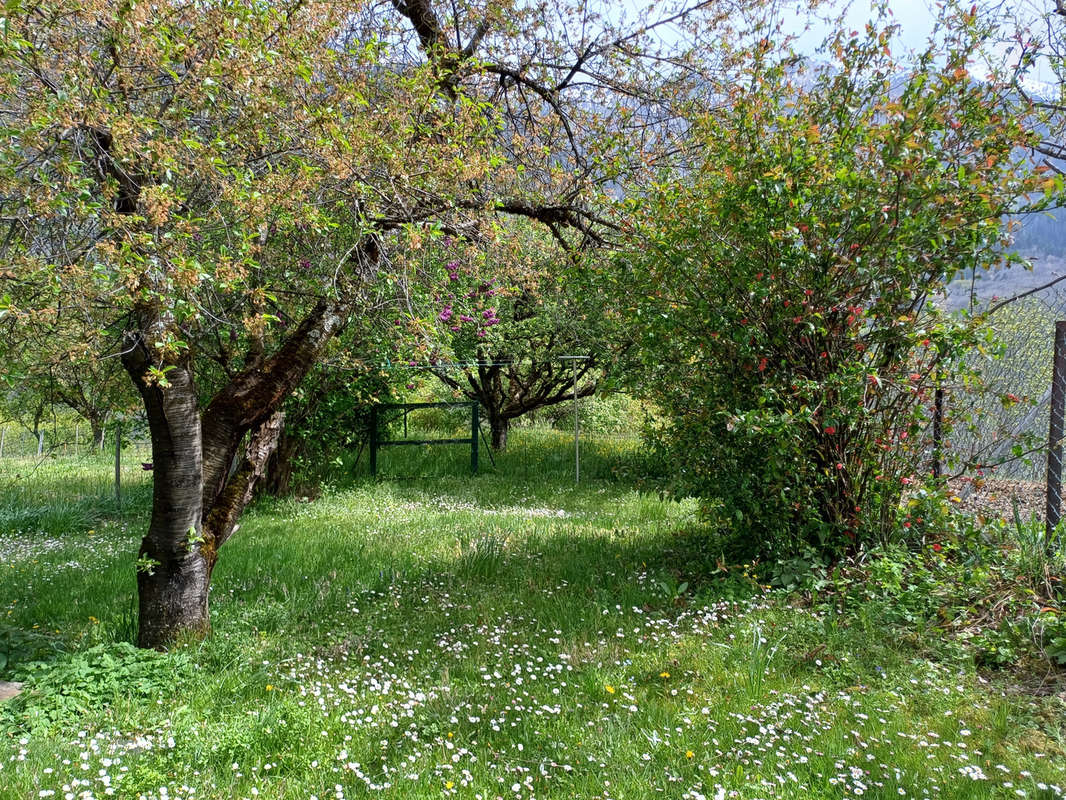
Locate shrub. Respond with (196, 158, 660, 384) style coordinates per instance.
(617, 23, 1045, 557)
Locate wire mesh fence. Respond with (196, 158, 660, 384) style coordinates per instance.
(929, 285, 1066, 529)
(0, 418, 153, 521)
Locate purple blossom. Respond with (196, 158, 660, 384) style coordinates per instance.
(439, 305, 453, 322)
(459, 314, 474, 323)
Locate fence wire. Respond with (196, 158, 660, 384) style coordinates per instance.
(933, 285, 1066, 527)
(0, 420, 152, 518)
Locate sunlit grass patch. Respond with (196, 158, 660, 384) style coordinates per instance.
(0, 428, 1063, 799)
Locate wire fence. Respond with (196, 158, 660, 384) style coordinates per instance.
(6, 291, 1066, 526)
(0, 420, 153, 519)
(927, 284, 1066, 530)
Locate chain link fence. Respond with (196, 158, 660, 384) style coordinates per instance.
(929, 285, 1066, 529)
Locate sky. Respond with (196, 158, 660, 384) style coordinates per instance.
(622, 0, 1060, 87)
(790, 0, 939, 55)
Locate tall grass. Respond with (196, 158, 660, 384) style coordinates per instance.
(0, 428, 1063, 800)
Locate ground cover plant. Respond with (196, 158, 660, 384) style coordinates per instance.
(1, 430, 1064, 800)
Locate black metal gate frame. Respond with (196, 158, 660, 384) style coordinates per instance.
(369, 401, 479, 475)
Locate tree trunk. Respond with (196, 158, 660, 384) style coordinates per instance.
(122, 327, 209, 649)
(89, 411, 108, 453)
(489, 413, 509, 450)
(263, 429, 299, 497)
(201, 411, 285, 553)
(122, 298, 353, 648)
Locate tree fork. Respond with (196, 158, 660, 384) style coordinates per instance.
(200, 299, 350, 510)
(122, 294, 358, 648)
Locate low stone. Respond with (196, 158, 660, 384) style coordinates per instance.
(0, 681, 23, 701)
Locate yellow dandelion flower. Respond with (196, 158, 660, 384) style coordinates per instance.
(660, 671, 670, 678)
(265, 684, 274, 691)
(686, 750, 694, 759)
(447, 732, 454, 738)
(445, 781, 454, 789)
(605, 684, 615, 694)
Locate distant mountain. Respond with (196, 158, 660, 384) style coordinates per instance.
(943, 209, 1066, 309)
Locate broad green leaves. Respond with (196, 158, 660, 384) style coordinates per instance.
(621, 19, 1045, 555)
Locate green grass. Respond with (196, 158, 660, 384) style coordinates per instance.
(0, 430, 1063, 800)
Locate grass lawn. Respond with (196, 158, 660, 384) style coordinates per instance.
(0, 430, 1063, 799)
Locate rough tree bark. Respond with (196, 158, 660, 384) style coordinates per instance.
(122, 316, 210, 648)
(122, 299, 352, 648)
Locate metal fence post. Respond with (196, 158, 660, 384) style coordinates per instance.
(1046, 321, 1066, 538)
(471, 402, 479, 475)
(369, 406, 378, 477)
(573, 361, 580, 484)
(115, 423, 122, 511)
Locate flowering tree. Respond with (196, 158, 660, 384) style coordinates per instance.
(393, 225, 613, 450)
(621, 20, 1047, 556)
(0, 0, 743, 646)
